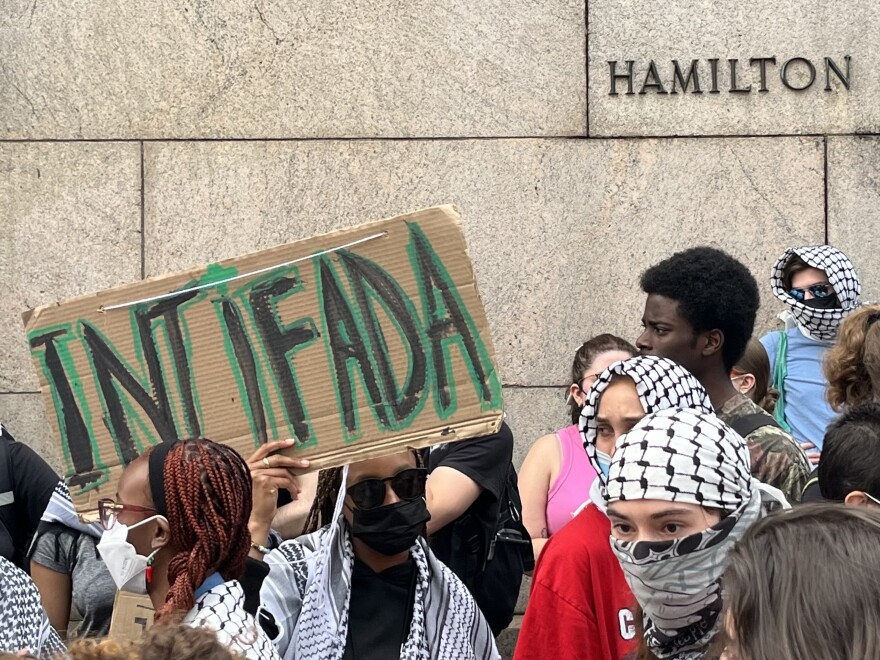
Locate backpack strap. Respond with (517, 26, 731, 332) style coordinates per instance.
(769, 331, 793, 432)
(729, 412, 782, 439)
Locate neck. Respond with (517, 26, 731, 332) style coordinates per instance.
(147, 549, 172, 613)
(696, 365, 739, 409)
(352, 538, 410, 573)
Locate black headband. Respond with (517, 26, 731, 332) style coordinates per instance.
(148, 440, 179, 518)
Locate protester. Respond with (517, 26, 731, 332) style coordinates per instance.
(637, 246, 810, 502)
(29, 482, 115, 639)
(815, 402, 880, 505)
(761, 245, 862, 462)
(824, 304, 880, 411)
(731, 338, 778, 415)
(96, 438, 279, 660)
(605, 408, 787, 660)
(515, 356, 713, 660)
(0, 554, 65, 658)
(258, 450, 500, 659)
(519, 334, 637, 558)
(0, 424, 60, 570)
(423, 422, 528, 637)
(723, 504, 880, 660)
(65, 625, 239, 660)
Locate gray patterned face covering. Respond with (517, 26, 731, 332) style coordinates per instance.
(605, 408, 760, 660)
(579, 356, 713, 491)
(771, 245, 861, 341)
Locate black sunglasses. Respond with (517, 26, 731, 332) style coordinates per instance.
(347, 467, 427, 510)
(789, 283, 832, 302)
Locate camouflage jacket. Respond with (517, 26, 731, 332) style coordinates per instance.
(717, 394, 811, 503)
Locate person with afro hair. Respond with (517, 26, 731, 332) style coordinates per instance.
(636, 246, 810, 502)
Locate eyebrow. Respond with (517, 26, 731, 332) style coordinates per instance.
(649, 508, 695, 520)
(595, 415, 645, 424)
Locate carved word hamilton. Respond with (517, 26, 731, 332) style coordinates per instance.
(607, 56, 852, 95)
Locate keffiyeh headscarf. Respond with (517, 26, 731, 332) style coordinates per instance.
(771, 245, 861, 341)
(0, 555, 65, 658)
(579, 356, 713, 490)
(604, 409, 785, 660)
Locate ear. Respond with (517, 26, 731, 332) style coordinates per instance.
(737, 373, 756, 395)
(569, 383, 586, 407)
(844, 491, 871, 507)
(701, 329, 724, 358)
(151, 517, 172, 551)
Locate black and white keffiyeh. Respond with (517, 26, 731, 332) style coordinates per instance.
(259, 469, 498, 660)
(183, 579, 280, 660)
(604, 409, 785, 660)
(771, 245, 861, 341)
(0, 555, 65, 658)
(579, 356, 713, 489)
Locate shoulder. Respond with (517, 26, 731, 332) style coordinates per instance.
(522, 433, 561, 468)
(432, 422, 514, 464)
(536, 506, 610, 574)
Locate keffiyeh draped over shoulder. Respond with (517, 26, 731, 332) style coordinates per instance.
(259, 472, 498, 660)
(604, 409, 786, 660)
(771, 245, 861, 340)
(0, 556, 65, 658)
(579, 356, 713, 486)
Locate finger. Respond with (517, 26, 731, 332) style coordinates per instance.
(799, 441, 816, 450)
(258, 475, 301, 496)
(247, 439, 296, 463)
(250, 467, 299, 481)
(261, 455, 310, 471)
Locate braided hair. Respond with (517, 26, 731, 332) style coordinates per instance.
(302, 450, 425, 534)
(154, 438, 252, 621)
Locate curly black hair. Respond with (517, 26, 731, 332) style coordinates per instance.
(640, 246, 759, 370)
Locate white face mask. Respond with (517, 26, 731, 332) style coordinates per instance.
(97, 515, 167, 594)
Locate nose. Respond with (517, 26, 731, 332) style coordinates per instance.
(636, 329, 651, 352)
(384, 482, 401, 506)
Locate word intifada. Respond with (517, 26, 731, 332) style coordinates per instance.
(607, 56, 852, 95)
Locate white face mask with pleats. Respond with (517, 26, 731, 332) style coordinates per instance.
(97, 515, 167, 594)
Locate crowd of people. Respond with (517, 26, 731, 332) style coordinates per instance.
(1, 242, 879, 660)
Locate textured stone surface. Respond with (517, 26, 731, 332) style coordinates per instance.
(145, 137, 824, 385)
(0, 393, 63, 473)
(1, 0, 585, 139)
(828, 136, 880, 301)
(504, 387, 570, 470)
(589, 0, 876, 136)
(0, 142, 142, 392)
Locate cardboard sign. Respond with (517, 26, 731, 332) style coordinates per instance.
(108, 591, 154, 642)
(24, 205, 503, 514)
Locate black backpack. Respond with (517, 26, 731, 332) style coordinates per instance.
(0, 427, 20, 567)
(446, 463, 534, 637)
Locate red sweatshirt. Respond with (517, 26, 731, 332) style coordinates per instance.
(515, 503, 637, 660)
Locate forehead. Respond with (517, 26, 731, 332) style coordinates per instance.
(597, 376, 643, 414)
(608, 498, 707, 519)
(347, 451, 416, 483)
(585, 350, 635, 377)
(790, 266, 830, 287)
(643, 294, 687, 325)
(117, 456, 152, 506)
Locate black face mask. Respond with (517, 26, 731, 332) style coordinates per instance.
(350, 498, 430, 556)
(802, 293, 841, 310)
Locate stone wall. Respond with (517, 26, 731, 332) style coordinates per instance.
(1, 2, 878, 653)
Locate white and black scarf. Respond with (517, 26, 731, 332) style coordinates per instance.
(0, 555, 65, 658)
(580, 356, 713, 491)
(771, 245, 861, 341)
(604, 408, 786, 660)
(259, 470, 498, 660)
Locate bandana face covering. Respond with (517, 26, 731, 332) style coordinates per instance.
(605, 408, 759, 660)
(771, 245, 861, 341)
(580, 356, 713, 490)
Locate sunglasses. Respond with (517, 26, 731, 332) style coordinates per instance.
(347, 468, 427, 510)
(97, 498, 158, 531)
(789, 283, 832, 302)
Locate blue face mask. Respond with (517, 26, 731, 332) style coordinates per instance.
(596, 449, 612, 479)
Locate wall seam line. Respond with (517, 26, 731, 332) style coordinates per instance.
(140, 141, 146, 279)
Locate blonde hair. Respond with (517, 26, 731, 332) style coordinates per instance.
(824, 305, 880, 410)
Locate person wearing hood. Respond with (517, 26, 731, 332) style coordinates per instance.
(605, 408, 787, 660)
(761, 245, 862, 463)
(257, 450, 499, 660)
(515, 356, 713, 660)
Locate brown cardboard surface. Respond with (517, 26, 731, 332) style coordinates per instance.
(108, 591, 154, 642)
(23, 205, 503, 515)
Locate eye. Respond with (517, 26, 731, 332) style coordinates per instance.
(654, 326, 668, 336)
(663, 523, 682, 535)
(596, 425, 612, 437)
(612, 523, 634, 536)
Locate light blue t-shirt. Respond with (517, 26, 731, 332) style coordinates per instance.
(761, 328, 836, 450)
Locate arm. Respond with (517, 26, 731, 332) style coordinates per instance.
(29, 562, 72, 639)
(425, 466, 482, 536)
(271, 472, 318, 540)
(518, 434, 560, 561)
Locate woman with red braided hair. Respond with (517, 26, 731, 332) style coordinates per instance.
(95, 438, 280, 660)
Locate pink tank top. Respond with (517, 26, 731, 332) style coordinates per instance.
(545, 424, 598, 536)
